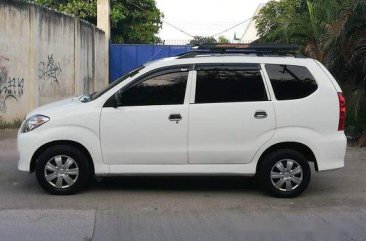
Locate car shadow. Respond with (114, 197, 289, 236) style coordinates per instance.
(90, 175, 262, 193)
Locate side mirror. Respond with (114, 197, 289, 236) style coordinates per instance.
(115, 90, 123, 107)
(104, 93, 119, 108)
(103, 90, 124, 108)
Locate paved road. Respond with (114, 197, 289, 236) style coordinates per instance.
(0, 129, 365, 241)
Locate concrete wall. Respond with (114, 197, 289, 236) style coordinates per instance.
(0, 0, 108, 122)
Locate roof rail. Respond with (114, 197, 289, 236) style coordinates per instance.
(178, 43, 305, 58)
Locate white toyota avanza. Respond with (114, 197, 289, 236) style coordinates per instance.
(17, 45, 347, 197)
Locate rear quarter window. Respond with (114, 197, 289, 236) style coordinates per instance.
(265, 64, 318, 100)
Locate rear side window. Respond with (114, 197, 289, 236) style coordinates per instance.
(265, 64, 318, 100)
(195, 65, 268, 104)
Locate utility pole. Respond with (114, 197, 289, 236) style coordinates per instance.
(97, 0, 110, 85)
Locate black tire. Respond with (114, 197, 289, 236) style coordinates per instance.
(258, 149, 311, 198)
(35, 145, 90, 195)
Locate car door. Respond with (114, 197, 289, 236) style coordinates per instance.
(100, 66, 192, 165)
(188, 64, 275, 164)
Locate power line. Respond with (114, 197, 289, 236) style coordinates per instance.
(128, 1, 195, 38)
(162, 21, 195, 38)
(128, 1, 254, 40)
(210, 17, 253, 37)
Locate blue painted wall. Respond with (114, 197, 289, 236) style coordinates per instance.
(109, 44, 192, 82)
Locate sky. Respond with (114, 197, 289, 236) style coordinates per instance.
(156, 0, 269, 44)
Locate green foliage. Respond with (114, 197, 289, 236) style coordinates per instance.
(0, 119, 22, 130)
(218, 36, 230, 43)
(255, 0, 306, 43)
(110, 0, 163, 44)
(255, 0, 366, 134)
(189, 35, 230, 45)
(31, 0, 163, 44)
(189, 36, 217, 46)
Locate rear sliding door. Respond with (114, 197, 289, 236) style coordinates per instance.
(188, 64, 275, 164)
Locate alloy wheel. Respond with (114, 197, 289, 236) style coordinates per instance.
(270, 159, 303, 192)
(44, 155, 79, 189)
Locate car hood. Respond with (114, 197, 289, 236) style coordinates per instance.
(26, 97, 82, 119)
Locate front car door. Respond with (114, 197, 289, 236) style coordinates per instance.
(188, 64, 275, 164)
(100, 66, 192, 165)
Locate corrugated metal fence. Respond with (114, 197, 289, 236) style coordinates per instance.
(109, 44, 192, 82)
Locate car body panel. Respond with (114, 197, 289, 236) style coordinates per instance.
(100, 104, 189, 165)
(188, 101, 276, 164)
(17, 55, 346, 176)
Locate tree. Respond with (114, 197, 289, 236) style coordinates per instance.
(255, 0, 366, 84)
(218, 36, 230, 43)
(254, 0, 307, 44)
(255, 0, 366, 135)
(189, 36, 217, 46)
(30, 0, 163, 44)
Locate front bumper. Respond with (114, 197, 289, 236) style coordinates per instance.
(17, 130, 41, 173)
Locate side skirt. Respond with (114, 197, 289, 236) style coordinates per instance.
(98, 163, 257, 176)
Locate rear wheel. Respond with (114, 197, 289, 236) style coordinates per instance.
(259, 149, 311, 198)
(35, 145, 90, 195)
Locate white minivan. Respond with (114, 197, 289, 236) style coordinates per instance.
(17, 45, 347, 197)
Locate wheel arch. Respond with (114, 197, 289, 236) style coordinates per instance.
(30, 140, 95, 176)
(256, 142, 318, 173)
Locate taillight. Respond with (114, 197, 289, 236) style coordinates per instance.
(338, 92, 346, 131)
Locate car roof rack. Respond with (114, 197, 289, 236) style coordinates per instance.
(177, 43, 306, 58)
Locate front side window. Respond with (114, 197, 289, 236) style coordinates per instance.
(93, 66, 144, 101)
(265, 64, 318, 100)
(119, 71, 188, 106)
(195, 65, 268, 104)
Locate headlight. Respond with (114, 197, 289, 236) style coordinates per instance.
(21, 115, 50, 133)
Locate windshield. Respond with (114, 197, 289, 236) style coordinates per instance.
(92, 66, 145, 100)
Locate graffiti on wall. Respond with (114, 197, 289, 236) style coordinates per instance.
(39, 55, 62, 84)
(0, 56, 25, 112)
(0, 56, 9, 86)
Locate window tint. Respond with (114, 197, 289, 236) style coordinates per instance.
(265, 64, 318, 100)
(120, 71, 188, 106)
(195, 66, 267, 104)
(93, 66, 144, 100)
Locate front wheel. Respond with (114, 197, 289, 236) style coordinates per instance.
(35, 145, 90, 195)
(259, 149, 311, 198)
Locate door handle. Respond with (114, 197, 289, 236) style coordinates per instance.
(254, 111, 267, 119)
(169, 113, 182, 123)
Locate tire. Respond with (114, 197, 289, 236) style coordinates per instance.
(35, 145, 90, 195)
(258, 149, 311, 198)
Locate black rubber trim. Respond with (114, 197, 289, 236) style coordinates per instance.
(195, 63, 260, 71)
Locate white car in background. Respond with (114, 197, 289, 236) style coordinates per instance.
(17, 45, 347, 197)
